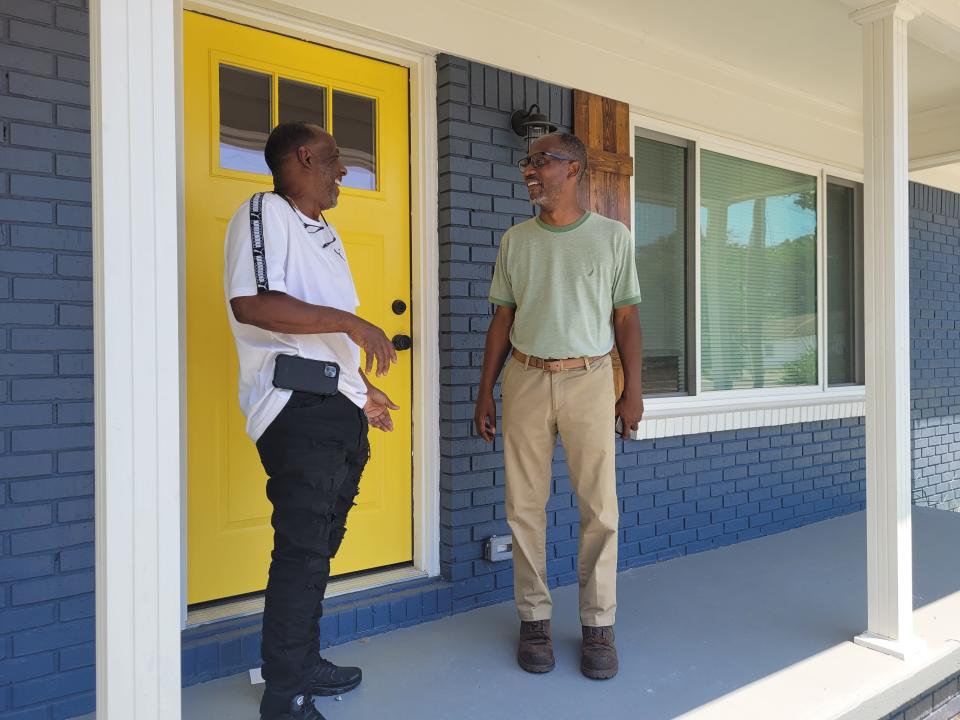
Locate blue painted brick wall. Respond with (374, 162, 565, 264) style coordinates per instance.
(435, 53, 868, 615)
(910, 182, 960, 511)
(0, 1, 95, 718)
(437, 54, 575, 610)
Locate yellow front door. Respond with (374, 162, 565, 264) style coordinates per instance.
(184, 12, 412, 605)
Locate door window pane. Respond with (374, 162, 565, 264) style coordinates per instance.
(826, 179, 864, 386)
(279, 78, 327, 128)
(219, 65, 271, 175)
(635, 135, 688, 394)
(700, 151, 818, 390)
(333, 90, 376, 190)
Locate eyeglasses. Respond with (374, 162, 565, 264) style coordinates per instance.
(277, 193, 336, 246)
(517, 151, 574, 170)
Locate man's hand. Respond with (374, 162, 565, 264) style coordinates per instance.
(346, 316, 398, 377)
(615, 390, 644, 440)
(363, 385, 399, 432)
(475, 393, 498, 443)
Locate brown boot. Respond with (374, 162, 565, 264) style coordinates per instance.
(581, 625, 618, 679)
(517, 620, 555, 673)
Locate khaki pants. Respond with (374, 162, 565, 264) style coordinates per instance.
(501, 353, 618, 627)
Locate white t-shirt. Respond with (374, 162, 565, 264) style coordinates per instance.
(224, 192, 366, 441)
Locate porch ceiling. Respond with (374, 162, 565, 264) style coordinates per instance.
(546, 0, 960, 172)
(173, 508, 960, 720)
(547, 0, 960, 117)
(250, 0, 959, 167)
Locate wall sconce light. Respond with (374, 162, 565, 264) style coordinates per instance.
(510, 104, 557, 141)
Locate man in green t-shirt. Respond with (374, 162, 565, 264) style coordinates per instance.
(474, 132, 644, 680)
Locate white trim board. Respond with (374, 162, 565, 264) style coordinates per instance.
(92, 0, 183, 716)
(177, 0, 441, 618)
(637, 399, 866, 441)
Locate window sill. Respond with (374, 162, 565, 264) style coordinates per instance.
(634, 387, 866, 440)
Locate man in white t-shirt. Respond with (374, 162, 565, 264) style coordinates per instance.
(224, 122, 398, 720)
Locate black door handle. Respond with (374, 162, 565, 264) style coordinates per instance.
(392, 334, 412, 351)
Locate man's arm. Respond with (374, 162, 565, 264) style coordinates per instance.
(613, 304, 644, 439)
(230, 291, 397, 376)
(474, 305, 516, 442)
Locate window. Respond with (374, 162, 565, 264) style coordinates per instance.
(219, 65, 271, 175)
(634, 133, 690, 395)
(333, 90, 377, 190)
(826, 178, 865, 386)
(279, 78, 327, 128)
(632, 129, 864, 400)
(216, 68, 378, 191)
(700, 151, 817, 391)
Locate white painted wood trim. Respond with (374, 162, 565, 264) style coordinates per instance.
(91, 0, 183, 716)
(817, 170, 828, 393)
(693, 142, 703, 398)
(410, 51, 442, 579)
(636, 395, 865, 440)
(183, 0, 442, 590)
(175, 0, 190, 634)
(852, 0, 918, 657)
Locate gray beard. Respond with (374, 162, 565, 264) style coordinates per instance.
(531, 188, 560, 211)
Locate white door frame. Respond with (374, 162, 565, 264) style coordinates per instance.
(93, 0, 439, 714)
(178, 0, 441, 622)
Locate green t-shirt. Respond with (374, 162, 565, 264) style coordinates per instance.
(489, 211, 642, 359)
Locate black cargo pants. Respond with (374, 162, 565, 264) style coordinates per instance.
(255, 391, 369, 716)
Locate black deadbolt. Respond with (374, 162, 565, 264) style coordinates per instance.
(392, 334, 412, 351)
(392, 299, 407, 315)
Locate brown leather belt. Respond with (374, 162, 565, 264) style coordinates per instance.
(512, 349, 607, 373)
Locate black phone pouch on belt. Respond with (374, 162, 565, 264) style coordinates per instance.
(272, 354, 340, 396)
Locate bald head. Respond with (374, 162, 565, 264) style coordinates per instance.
(265, 122, 329, 189)
(262, 122, 345, 214)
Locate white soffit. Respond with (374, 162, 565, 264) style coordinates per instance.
(252, 0, 959, 165)
(910, 163, 960, 195)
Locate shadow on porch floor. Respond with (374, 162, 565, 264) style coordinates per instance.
(172, 507, 960, 720)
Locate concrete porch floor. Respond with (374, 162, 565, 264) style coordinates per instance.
(165, 508, 960, 720)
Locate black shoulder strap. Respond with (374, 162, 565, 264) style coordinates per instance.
(249, 192, 269, 292)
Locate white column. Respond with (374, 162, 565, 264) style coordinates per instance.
(91, 0, 183, 716)
(851, 0, 922, 660)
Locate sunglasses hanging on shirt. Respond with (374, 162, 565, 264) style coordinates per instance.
(277, 193, 337, 248)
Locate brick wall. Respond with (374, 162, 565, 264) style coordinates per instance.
(0, 1, 95, 718)
(435, 54, 867, 613)
(911, 182, 960, 511)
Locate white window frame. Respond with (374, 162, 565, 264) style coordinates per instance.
(629, 111, 865, 440)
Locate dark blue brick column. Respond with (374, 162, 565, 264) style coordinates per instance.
(436, 54, 573, 611)
(0, 1, 95, 718)
(910, 182, 960, 511)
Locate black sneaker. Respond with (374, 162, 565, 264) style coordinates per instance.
(263, 694, 326, 720)
(305, 656, 362, 696)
